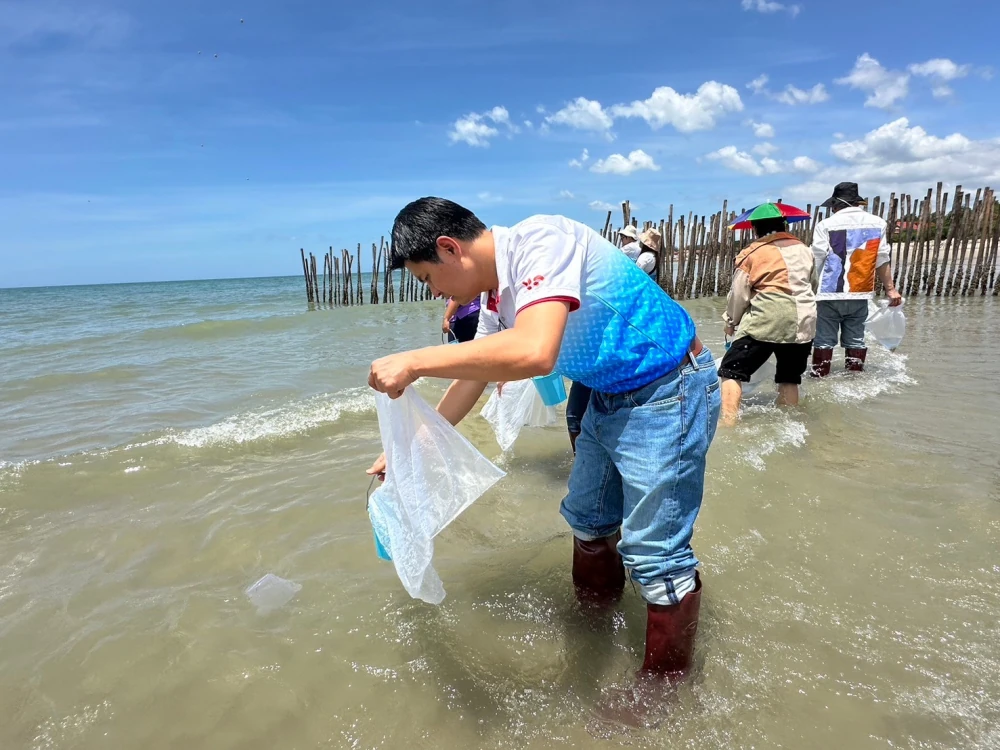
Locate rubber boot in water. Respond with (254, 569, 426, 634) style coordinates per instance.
(572, 532, 625, 608)
(845, 348, 867, 372)
(640, 573, 702, 680)
(594, 574, 703, 729)
(809, 347, 833, 378)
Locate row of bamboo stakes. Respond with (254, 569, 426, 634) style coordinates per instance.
(299, 182, 1000, 305)
(299, 238, 432, 307)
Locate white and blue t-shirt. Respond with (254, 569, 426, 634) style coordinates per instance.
(475, 215, 695, 394)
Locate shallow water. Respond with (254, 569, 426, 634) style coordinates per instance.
(1, 278, 999, 749)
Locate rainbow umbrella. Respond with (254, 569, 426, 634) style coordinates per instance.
(729, 201, 810, 231)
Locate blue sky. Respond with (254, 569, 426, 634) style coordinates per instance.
(2, 0, 998, 287)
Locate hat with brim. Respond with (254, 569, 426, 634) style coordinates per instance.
(619, 225, 638, 240)
(639, 228, 662, 249)
(821, 182, 866, 209)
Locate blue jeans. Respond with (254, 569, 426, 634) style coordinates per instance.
(815, 300, 868, 349)
(560, 347, 721, 604)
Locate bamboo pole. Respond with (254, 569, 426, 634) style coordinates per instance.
(969, 189, 993, 294)
(951, 191, 977, 295)
(300, 249, 312, 303)
(926, 183, 946, 295)
(896, 195, 913, 293)
(935, 187, 963, 296)
(665, 205, 675, 296)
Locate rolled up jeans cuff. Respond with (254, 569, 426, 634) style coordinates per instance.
(638, 569, 698, 606)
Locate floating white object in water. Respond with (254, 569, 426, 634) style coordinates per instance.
(245, 574, 301, 614)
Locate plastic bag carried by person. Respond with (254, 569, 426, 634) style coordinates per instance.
(367, 389, 505, 604)
(714, 354, 775, 396)
(480, 380, 558, 451)
(866, 299, 906, 351)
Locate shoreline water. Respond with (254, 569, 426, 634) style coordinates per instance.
(2, 278, 999, 749)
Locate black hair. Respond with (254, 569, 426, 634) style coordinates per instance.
(389, 197, 487, 271)
(751, 217, 788, 238)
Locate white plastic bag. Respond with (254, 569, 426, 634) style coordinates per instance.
(866, 300, 906, 351)
(480, 380, 559, 451)
(714, 354, 775, 396)
(367, 389, 505, 604)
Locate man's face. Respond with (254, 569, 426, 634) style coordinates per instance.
(406, 242, 481, 305)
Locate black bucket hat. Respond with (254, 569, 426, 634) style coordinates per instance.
(820, 182, 866, 209)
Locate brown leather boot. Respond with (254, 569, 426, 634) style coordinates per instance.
(845, 347, 867, 372)
(809, 347, 833, 378)
(572, 532, 625, 608)
(640, 573, 702, 680)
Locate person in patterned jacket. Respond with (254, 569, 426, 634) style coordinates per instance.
(718, 215, 819, 426)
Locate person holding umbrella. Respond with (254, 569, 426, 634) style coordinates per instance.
(718, 202, 819, 426)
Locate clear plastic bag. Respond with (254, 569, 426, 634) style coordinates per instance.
(480, 380, 559, 451)
(367, 389, 506, 604)
(866, 300, 906, 351)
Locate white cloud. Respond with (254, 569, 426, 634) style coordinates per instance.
(748, 120, 776, 138)
(568, 148, 590, 168)
(523, 119, 533, 129)
(589, 200, 617, 212)
(558, 190, 576, 200)
(448, 105, 517, 147)
(476, 191, 503, 203)
(836, 53, 909, 110)
(707, 146, 822, 177)
(707, 146, 765, 176)
(776, 83, 830, 105)
(590, 149, 660, 175)
(748, 75, 829, 105)
(741, 0, 801, 16)
(753, 142, 779, 156)
(908, 58, 971, 98)
(833, 132, 845, 140)
(545, 97, 614, 135)
(791, 156, 821, 173)
(611, 82, 743, 133)
(784, 118, 1000, 200)
(747, 74, 770, 94)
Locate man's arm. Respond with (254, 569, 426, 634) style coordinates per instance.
(722, 268, 753, 334)
(811, 222, 830, 276)
(369, 300, 570, 397)
(876, 263, 903, 306)
(442, 298, 461, 333)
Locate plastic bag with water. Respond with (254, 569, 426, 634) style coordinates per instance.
(480, 379, 559, 451)
(245, 574, 301, 614)
(866, 299, 906, 351)
(367, 389, 506, 604)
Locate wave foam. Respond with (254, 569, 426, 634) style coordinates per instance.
(161, 387, 376, 448)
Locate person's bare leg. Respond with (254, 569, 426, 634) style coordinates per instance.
(776, 383, 799, 407)
(720, 379, 743, 426)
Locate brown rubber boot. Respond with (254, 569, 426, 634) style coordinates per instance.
(594, 574, 703, 728)
(572, 532, 625, 608)
(640, 573, 702, 680)
(809, 348, 833, 378)
(845, 347, 867, 372)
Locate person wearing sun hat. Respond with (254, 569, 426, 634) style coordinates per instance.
(618, 224, 641, 260)
(718, 207, 819, 425)
(809, 182, 903, 376)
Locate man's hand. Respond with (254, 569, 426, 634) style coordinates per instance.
(724, 324, 736, 337)
(886, 289, 903, 307)
(366, 453, 386, 481)
(441, 317, 451, 334)
(369, 352, 417, 398)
